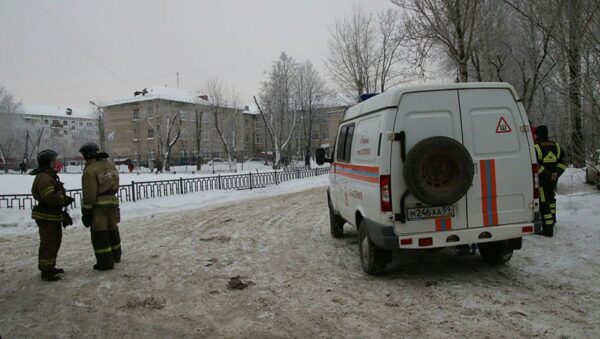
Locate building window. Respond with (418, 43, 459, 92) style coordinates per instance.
(86, 121, 93, 127)
(147, 128, 154, 139)
(63, 130, 68, 135)
(149, 150, 155, 160)
(133, 128, 139, 141)
(133, 109, 140, 121)
(71, 125, 76, 131)
(79, 121, 83, 126)
(63, 120, 68, 126)
(202, 132, 210, 141)
(255, 134, 262, 144)
(179, 110, 187, 121)
(44, 119, 49, 124)
(52, 120, 60, 127)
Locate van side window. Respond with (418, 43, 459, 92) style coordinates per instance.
(336, 126, 347, 162)
(335, 123, 355, 163)
(344, 124, 355, 162)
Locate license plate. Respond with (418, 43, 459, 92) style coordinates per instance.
(406, 205, 455, 221)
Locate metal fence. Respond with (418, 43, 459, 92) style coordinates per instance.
(0, 167, 330, 210)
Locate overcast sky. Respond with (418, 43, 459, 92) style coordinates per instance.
(0, 0, 397, 108)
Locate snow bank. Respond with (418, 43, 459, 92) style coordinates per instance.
(0, 174, 329, 237)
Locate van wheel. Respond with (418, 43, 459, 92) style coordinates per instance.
(328, 196, 344, 238)
(404, 136, 474, 206)
(478, 241, 513, 265)
(358, 223, 388, 274)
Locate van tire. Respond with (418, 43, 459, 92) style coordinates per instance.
(404, 136, 474, 206)
(478, 241, 513, 265)
(328, 197, 345, 238)
(358, 223, 388, 274)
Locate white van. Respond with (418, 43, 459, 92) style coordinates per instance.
(316, 83, 541, 274)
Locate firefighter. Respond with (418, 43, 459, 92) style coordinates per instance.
(79, 142, 122, 270)
(535, 125, 568, 237)
(30, 150, 74, 281)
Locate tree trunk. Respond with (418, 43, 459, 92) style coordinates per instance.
(568, 0, 584, 167)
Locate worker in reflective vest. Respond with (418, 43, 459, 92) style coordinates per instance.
(534, 125, 568, 237)
(79, 142, 122, 270)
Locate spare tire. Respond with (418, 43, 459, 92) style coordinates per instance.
(404, 136, 474, 206)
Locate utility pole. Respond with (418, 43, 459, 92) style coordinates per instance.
(24, 130, 30, 163)
(89, 101, 105, 151)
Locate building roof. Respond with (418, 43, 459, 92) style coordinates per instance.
(20, 104, 95, 119)
(101, 86, 210, 107)
(343, 82, 520, 122)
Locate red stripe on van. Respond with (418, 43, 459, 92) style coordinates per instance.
(489, 159, 499, 225)
(480, 160, 489, 226)
(480, 159, 499, 227)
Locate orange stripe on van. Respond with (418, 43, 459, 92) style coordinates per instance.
(480, 159, 498, 226)
(435, 218, 452, 231)
(333, 163, 379, 183)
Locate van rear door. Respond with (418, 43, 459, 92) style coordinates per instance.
(391, 90, 468, 234)
(459, 88, 533, 228)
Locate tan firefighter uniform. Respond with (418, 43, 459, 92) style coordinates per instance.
(31, 168, 71, 272)
(82, 158, 122, 268)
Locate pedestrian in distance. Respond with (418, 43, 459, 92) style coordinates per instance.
(127, 161, 134, 173)
(535, 125, 568, 237)
(19, 160, 27, 174)
(30, 150, 75, 282)
(155, 159, 163, 174)
(79, 142, 122, 271)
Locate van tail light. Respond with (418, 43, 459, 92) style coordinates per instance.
(380, 175, 392, 212)
(532, 164, 539, 199)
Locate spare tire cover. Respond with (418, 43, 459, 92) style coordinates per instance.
(403, 136, 474, 206)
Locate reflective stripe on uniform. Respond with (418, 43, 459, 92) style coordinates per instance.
(557, 163, 568, 170)
(539, 188, 546, 202)
(538, 166, 545, 174)
(40, 186, 55, 197)
(556, 143, 561, 159)
(544, 214, 553, 219)
(95, 195, 119, 206)
(95, 247, 112, 254)
(545, 220, 554, 225)
(534, 144, 543, 159)
(112, 243, 121, 250)
(82, 204, 93, 209)
(32, 211, 63, 221)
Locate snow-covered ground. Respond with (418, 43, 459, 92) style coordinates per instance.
(0, 175, 329, 236)
(0, 163, 327, 195)
(0, 169, 599, 337)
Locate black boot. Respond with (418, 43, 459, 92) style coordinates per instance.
(93, 263, 114, 271)
(91, 230, 115, 270)
(53, 268, 65, 274)
(41, 270, 61, 282)
(109, 229, 122, 263)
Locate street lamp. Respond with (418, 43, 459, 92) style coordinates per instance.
(89, 101, 105, 151)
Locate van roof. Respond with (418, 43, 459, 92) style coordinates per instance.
(343, 82, 520, 122)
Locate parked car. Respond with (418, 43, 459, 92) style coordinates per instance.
(585, 150, 600, 188)
(317, 83, 540, 274)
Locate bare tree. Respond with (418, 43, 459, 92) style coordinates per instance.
(326, 6, 410, 102)
(0, 86, 23, 172)
(503, 0, 600, 166)
(394, 0, 483, 82)
(194, 108, 204, 170)
(146, 101, 183, 171)
(255, 52, 299, 168)
(295, 61, 329, 165)
(204, 78, 241, 171)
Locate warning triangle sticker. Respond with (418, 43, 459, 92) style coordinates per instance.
(543, 151, 557, 162)
(496, 117, 512, 134)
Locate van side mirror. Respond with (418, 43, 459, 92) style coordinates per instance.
(316, 148, 330, 165)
